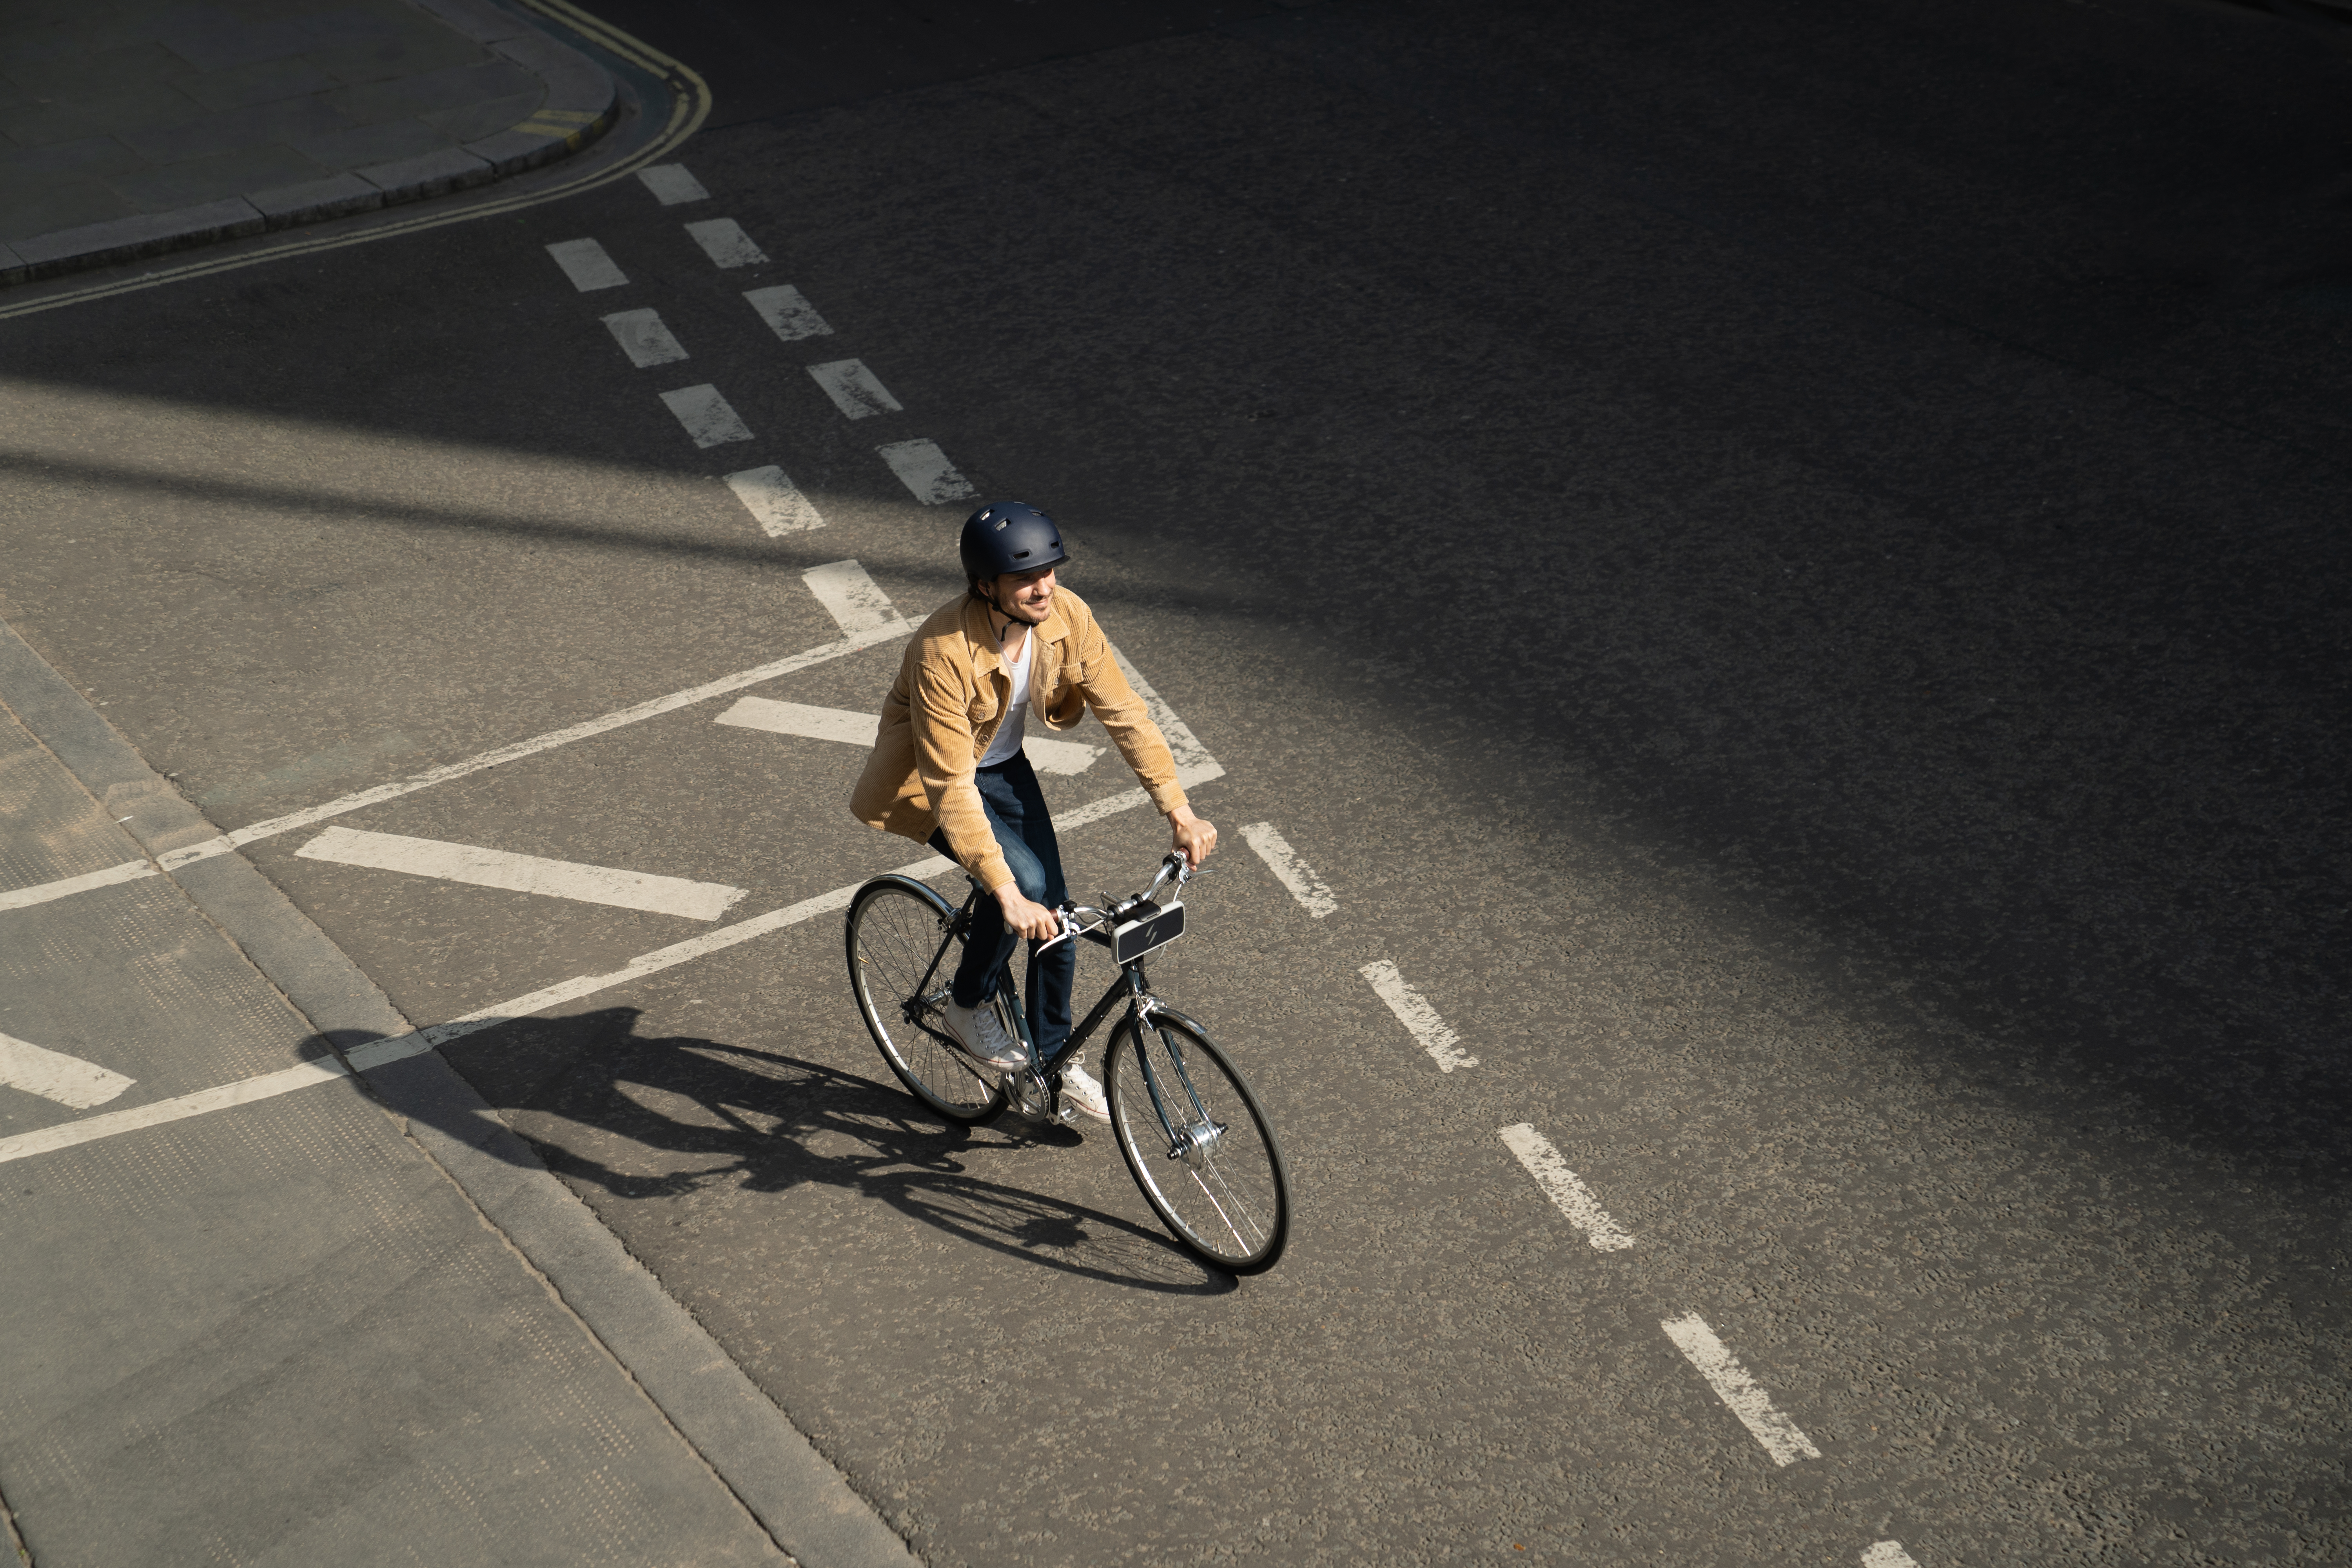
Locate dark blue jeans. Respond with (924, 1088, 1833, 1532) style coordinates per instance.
(927, 753, 1075, 1058)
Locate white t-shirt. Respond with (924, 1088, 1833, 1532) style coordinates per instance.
(976, 627, 1032, 768)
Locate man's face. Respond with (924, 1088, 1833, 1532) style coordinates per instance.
(991, 565, 1056, 624)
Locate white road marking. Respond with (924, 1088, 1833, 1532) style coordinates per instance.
(0, 858, 157, 911)
(1497, 1124, 1635, 1250)
(14, 621, 1219, 923)
(16, 624, 915, 907)
(744, 285, 832, 343)
(684, 217, 768, 269)
(715, 695, 1102, 774)
(802, 559, 898, 635)
(3, 786, 1152, 1163)
(1862, 1544, 1921, 1568)
(546, 237, 627, 291)
(875, 439, 976, 505)
(1012, 738, 1103, 775)
(659, 383, 754, 447)
(297, 827, 747, 921)
(139, 621, 914, 879)
(724, 465, 824, 535)
(1238, 822, 1336, 916)
(601, 307, 689, 368)
(0, 1058, 349, 1163)
(716, 697, 876, 747)
(1105, 641, 1221, 789)
(806, 359, 902, 420)
(1359, 960, 1476, 1072)
(1659, 1312, 1822, 1466)
(0, 1032, 136, 1109)
(635, 163, 708, 205)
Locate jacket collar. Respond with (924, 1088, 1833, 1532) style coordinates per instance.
(962, 593, 1069, 678)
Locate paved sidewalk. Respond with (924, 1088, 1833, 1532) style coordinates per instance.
(0, 0, 614, 283)
(0, 618, 917, 1565)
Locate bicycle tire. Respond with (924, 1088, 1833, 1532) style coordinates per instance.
(1104, 1009, 1290, 1272)
(846, 876, 1005, 1124)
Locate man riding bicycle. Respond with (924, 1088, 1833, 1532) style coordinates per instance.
(850, 501, 1217, 1121)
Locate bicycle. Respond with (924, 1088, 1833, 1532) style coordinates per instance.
(844, 849, 1291, 1273)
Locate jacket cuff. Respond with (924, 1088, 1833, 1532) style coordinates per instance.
(971, 848, 1014, 895)
(1145, 779, 1189, 817)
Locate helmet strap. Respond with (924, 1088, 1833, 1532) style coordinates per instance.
(971, 581, 1019, 644)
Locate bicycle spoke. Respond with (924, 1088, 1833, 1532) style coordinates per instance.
(848, 878, 1003, 1124)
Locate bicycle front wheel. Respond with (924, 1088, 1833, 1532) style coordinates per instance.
(846, 876, 1004, 1124)
(1105, 1009, 1290, 1272)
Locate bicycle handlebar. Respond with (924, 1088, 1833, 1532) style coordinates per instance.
(1034, 851, 1206, 956)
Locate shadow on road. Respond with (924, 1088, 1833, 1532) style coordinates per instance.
(412, 1007, 1236, 1296)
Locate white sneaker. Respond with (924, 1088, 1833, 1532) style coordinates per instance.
(1058, 1058, 1111, 1122)
(942, 998, 1027, 1069)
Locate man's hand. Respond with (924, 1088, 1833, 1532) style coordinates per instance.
(994, 882, 1062, 942)
(1168, 804, 1217, 868)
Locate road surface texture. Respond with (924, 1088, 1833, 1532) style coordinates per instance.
(3, 0, 2348, 1563)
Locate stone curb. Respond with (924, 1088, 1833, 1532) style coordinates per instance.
(0, 618, 924, 1568)
(0, 0, 618, 289)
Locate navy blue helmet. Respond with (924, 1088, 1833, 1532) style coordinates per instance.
(960, 501, 1068, 586)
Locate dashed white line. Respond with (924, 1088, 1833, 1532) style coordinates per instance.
(744, 285, 832, 343)
(724, 465, 824, 535)
(1659, 1312, 1822, 1466)
(684, 217, 768, 269)
(1238, 822, 1336, 916)
(1862, 1543, 1922, 1568)
(0, 1032, 136, 1109)
(1497, 1124, 1634, 1249)
(1360, 960, 1476, 1072)
(0, 858, 156, 911)
(713, 696, 1102, 773)
(546, 236, 626, 291)
(802, 559, 898, 635)
(806, 359, 902, 420)
(876, 439, 976, 505)
(297, 827, 748, 921)
(636, 163, 709, 205)
(601, 307, 689, 367)
(659, 383, 753, 447)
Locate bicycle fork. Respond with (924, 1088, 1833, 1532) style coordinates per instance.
(1130, 994, 1227, 1169)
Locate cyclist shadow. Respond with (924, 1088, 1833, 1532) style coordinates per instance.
(435, 1007, 1236, 1297)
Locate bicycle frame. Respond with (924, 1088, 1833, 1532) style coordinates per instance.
(913, 885, 1215, 1143)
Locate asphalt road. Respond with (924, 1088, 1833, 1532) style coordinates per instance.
(5, 0, 2350, 1563)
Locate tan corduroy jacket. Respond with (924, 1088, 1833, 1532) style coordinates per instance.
(850, 588, 1186, 893)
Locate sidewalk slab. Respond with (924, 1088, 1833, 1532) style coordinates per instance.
(4, 1081, 791, 1568)
(0, 0, 618, 284)
(0, 703, 787, 1567)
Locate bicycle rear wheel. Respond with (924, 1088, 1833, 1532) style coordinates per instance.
(846, 876, 1004, 1124)
(1105, 1009, 1290, 1272)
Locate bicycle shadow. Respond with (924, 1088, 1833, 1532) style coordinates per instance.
(428, 1006, 1237, 1296)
